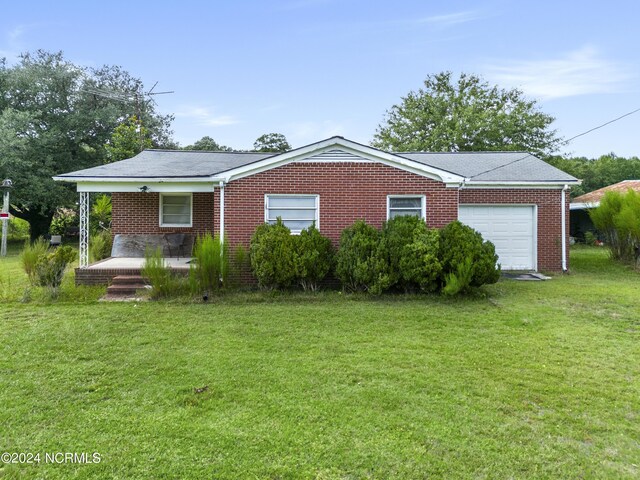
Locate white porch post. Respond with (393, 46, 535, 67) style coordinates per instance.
(79, 191, 90, 268)
(219, 182, 225, 245)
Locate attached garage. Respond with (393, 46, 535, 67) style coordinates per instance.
(458, 205, 536, 271)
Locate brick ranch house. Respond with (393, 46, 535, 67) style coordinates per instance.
(54, 136, 579, 285)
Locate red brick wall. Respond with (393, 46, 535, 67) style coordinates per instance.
(111, 192, 215, 236)
(223, 162, 459, 249)
(460, 188, 569, 272)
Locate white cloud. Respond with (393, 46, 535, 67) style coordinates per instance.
(416, 10, 485, 28)
(485, 46, 634, 100)
(174, 106, 239, 127)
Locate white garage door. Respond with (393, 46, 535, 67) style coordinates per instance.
(458, 205, 536, 270)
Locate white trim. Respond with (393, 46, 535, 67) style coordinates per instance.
(457, 203, 538, 271)
(74, 181, 216, 193)
(463, 181, 579, 189)
(159, 193, 193, 228)
(561, 185, 568, 272)
(54, 176, 216, 183)
(386, 195, 426, 220)
(264, 194, 320, 234)
(221, 138, 465, 185)
(569, 201, 599, 210)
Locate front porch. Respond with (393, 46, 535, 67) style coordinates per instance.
(75, 256, 192, 286)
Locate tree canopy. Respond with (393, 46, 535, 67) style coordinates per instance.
(104, 116, 153, 163)
(184, 136, 232, 151)
(253, 133, 291, 153)
(0, 50, 174, 239)
(372, 72, 562, 157)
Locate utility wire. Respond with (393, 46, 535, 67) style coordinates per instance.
(563, 106, 640, 144)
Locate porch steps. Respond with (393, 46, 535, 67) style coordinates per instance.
(103, 275, 148, 300)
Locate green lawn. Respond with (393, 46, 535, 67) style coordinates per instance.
(0, 244, 638, 479)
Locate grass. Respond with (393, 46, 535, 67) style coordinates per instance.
(0, 244, 638, 478)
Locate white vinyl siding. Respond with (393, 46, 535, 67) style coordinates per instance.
(265, 195, 319, 233)
(387, 195, 426, 220)
(160, 193, 192, 227)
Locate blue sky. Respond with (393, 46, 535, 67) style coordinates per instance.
(1, 0, 639, 157)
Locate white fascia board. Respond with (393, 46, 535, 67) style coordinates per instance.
(54, 176, 215, 183)
(569, 202, 599, 210)
(463, 181, 580, 189)
(75, 181, 216, 193)
(221, 137, 465, 184)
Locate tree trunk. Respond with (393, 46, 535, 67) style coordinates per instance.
(10, 207, 55, 242)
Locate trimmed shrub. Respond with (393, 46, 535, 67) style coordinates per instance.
(591, 189, 640, 262)
(292, 225, 334, 292)
(439, 221, 500, 293)
(190, 233, 229, 293)
(377, 215, 442, 293)
(250, 219, 296, 289)
(20, 238, 50, 285)
(90, 229, 113, 262)
(442, 256, 474, 296)
(335, 220, 388, 293)
(399, 226, 442, 293)
(34, 245, 77, 297)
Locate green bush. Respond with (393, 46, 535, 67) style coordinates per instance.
(335, 220, 388, 293)
(50, 208, 78, 236)
(292, 225, 334, 292)
(91, 194, 112, 234)
(399, 226, 442, 293)
(20, 238, 50, 285)
(34, 245, 77, 297)
(250, 219, 296, 289)
(442, 256, 474, 296)
(584, 231, 597, 246)
(90, 229, 113, 262)
(8, 217, 30, 241)
(439, 221, 500, 293)
(190, 233, 229, 294)
(590, 190, 640, 262)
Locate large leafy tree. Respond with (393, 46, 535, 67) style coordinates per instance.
(184, 136, 232, 151)
(0, 50, 174, 239)
(104, 116, 153, 163)
(372, 72, 561, 156)
(253, 133, 291, 153)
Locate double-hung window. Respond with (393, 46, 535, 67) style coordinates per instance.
(387, 195, 426, 220)
(160, 193, 192, 227)
(265, 194, 319, 233)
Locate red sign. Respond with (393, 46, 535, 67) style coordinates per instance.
(0, 213, 8, 219)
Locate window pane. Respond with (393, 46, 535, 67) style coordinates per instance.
(268, 208, 316, 220)
(269, 219, 314, 231)
(163, 213, 190, 224)
(390, 197, 421, 208)
(269, 196, 316, 208)
(389, 209, 421, 219)
(162, 195, 191, 225)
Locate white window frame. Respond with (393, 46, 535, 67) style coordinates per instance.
(159, 193, 193, 227)
(264, 194, 320, 234)
(387, 195, 426, 220)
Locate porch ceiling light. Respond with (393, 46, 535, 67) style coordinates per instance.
(139, 185, 150, 193)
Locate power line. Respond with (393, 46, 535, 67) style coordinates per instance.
(563, 106, 640, 144)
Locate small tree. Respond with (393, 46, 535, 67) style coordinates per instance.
(590, 190, 640, 262)
(292, 225, 334, 291)
(35, 245, 77, 298)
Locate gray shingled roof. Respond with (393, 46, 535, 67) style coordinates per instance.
(56, 144, 578, 184)
(58, 150, 274, 178)
(399, 152, 578, 182)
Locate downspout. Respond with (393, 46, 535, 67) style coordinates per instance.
(561, 184, 569, 272)
(219, 181, 225, 245)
